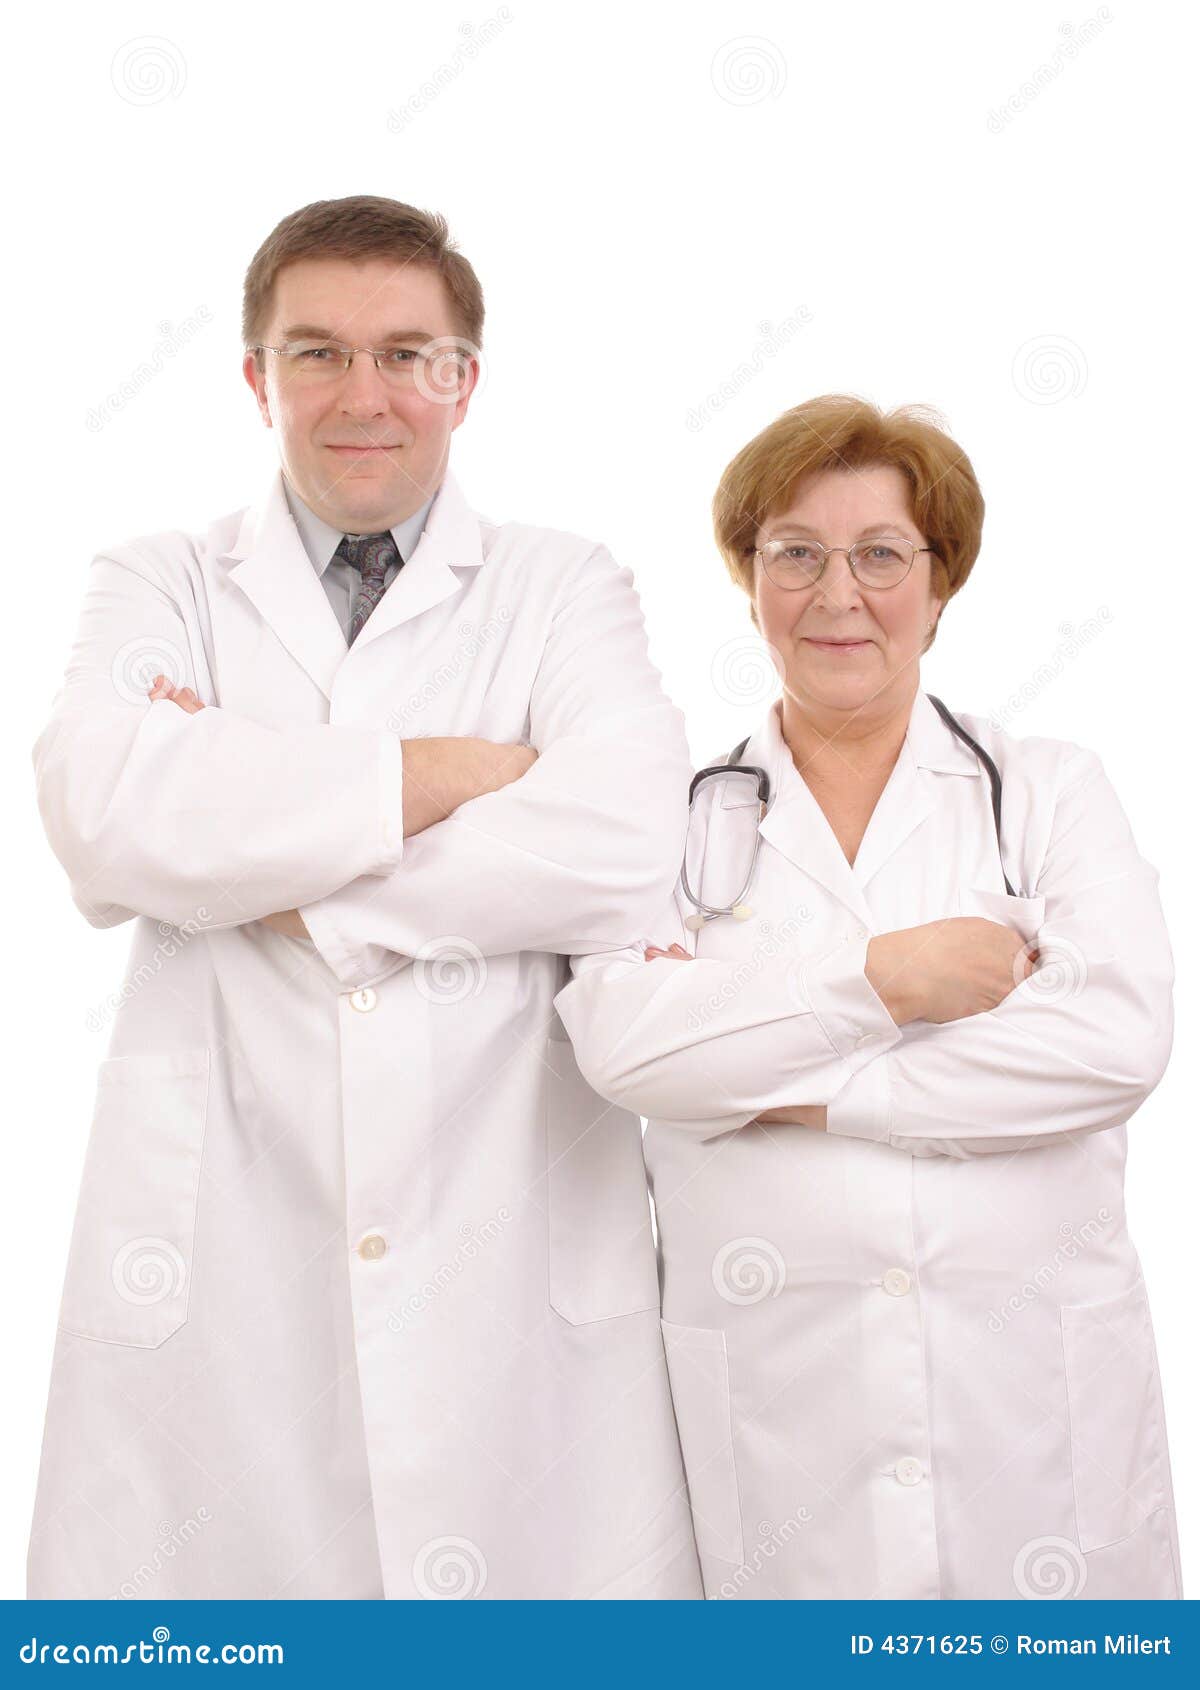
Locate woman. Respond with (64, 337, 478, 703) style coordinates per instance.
(555, 395, 1181, 1601)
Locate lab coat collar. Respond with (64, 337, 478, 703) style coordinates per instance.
(719, 689, 981, 927)
(284, 476, 435, 577)
(223, 465, 486, 699)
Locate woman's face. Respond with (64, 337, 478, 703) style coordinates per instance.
(753, 464, 944, 722)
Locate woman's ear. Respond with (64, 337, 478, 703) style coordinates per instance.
(922, 595, 945, 653)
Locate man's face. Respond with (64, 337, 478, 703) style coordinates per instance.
(243, 257, 477, 533)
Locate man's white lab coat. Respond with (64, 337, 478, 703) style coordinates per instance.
(28, 466, 702, 1600)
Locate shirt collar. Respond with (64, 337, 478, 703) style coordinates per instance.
(282, 474, 440, 578)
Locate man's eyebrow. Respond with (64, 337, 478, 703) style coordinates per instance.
(278, 324, 436, 344)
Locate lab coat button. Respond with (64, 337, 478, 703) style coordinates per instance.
(882, 1267, 912, 1297)
(349, 987, 377, 1013)
(896, 1456, 924, 1486)
(358, 1233, 387, 1261)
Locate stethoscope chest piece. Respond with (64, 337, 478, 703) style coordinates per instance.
(684, 901, 754, 932)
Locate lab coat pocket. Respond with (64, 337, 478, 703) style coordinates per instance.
(544, 1033, 660, 1325)
(957, 886, 1046, 948)
(1061, 1278, 1169, 1552)
(58, 1048, 211, 1349)
(660, 1320, 744, 1570)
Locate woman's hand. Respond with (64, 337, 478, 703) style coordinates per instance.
(148, 674, 206, 713)
(867, 917, 1037, 1026)
(639, 943, 822, 1127)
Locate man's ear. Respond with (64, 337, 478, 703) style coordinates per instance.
(449, 352, 482, 432)
(242, 351, 272, 428)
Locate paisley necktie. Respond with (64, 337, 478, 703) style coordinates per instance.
(336, 530, 402, 644)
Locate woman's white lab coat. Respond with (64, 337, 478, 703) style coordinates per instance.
(28, 466, 703, 1600)
(555, 692, 1182, 1600)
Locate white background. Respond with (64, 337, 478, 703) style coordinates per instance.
(4, 0, 1195, 1599)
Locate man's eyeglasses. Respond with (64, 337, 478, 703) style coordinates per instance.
(253, 339, 471, 395)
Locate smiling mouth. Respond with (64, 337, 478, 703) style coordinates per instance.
(325, 443, 401, 452)
(804, 636, 872, 648)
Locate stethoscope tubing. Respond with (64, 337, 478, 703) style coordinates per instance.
(681, 698, 1018, 926)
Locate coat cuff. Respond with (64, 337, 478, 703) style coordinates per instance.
(825, 1050, 894, 1143)
(802, 935, 901, 1062)
(295, 732, 407, 988)
(800, 936, 900, 1144)
(296, 896, 373, 988)
(371, 732, 406, 874)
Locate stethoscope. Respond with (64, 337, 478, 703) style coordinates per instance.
(680, 694, 1016, 931)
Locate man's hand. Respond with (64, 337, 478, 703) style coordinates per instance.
(143, 676, 537, 903)
(400, 737, 538, 838)
(148, 674, 205, 713)
(148, 674, 304, 939)
(754, 1104, 828, 1131)
(259, 909, 310, 939)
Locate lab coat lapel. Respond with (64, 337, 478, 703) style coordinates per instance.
(224, 468, 349, 701)
(223, 469, 486, 697)
(347, 470, 484, 656)
(734, 691, 980, 928)
(750, 707, 875, 929)
(851, 690, 981, 890)
(845, 735, 933, 891)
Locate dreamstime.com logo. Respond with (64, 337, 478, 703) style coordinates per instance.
(109, 1509, 214, 1599)
(111, 1237, 187, 1307)
(387, 1210, 512, 1334)
(685, 912, 812, 1033)
(412, 1536, 488, 1598)
(385, 609, 512, 731)
(712, 1237, 787, 1305)
(986, 1209, 1112, 1332)
(718, 1507, 813, 1597)
(86, 308, 214, 432)
(387, 9, 513, 132)
(19, 1625, 283, 1665)
(87, 911, 212, 1034)
(1012, 1535, 1088, 1599)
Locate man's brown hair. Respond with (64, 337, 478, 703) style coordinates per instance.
(242, 195, 485, 363)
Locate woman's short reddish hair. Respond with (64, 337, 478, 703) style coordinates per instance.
(713, 394, 985, 644)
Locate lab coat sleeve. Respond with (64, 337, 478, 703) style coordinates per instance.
(297, 546, 692, 987)
(33, 547, 407, 930)
(553, 891, 904, 1142)
(825, 747, 1175, 1157)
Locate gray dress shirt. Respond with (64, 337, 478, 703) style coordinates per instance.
(282, 476, 438, 643)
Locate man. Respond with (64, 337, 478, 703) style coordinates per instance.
(29, 195, 701, 1600)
